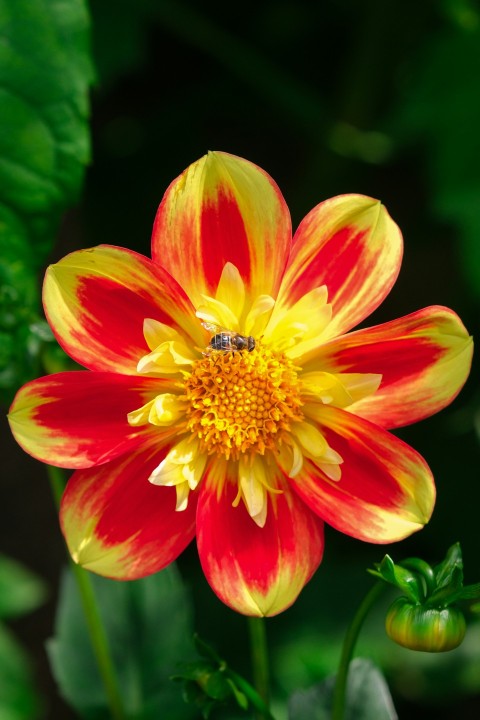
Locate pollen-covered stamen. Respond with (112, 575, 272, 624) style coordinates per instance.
(184, 345, 304, 461)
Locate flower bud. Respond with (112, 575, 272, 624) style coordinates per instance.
(385, 597, 466, 652)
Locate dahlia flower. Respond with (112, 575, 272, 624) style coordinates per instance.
(8, 152, 472, 616)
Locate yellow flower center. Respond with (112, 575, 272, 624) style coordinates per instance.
(183, 345, 304, 461)
(127, 264, 380, 524)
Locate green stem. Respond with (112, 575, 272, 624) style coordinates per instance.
(48, 465, 126, 720)
(332, 580, 386, 720)
(248, 616, 271, 720)
(228, 670, 275, 720)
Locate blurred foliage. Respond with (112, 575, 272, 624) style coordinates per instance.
(389, 12, 480, 302)
(270, 553, 480, 717)
(0, 0, 93, 404)
(0, 627, 43, 720)
(0, 556, 47, 720)
(47, 565, 197, 719)
(172, 635, 257, 719)
(0, 554, 48, 620)
(288, 658, 397, 720)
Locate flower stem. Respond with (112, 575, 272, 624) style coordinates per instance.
(248, 616, 271, 720)
(48, 465, 126, 720)
(332, 580, 386, 720)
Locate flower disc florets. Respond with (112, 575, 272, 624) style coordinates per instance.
(184, 346, 304, 460)
(7, 150, 473, 618)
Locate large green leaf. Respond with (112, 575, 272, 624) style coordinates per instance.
(0, 0, 93, 402)
(288, 658, 397, 720)
(47, 565, 197, 720)
(0, 0, 92, 260)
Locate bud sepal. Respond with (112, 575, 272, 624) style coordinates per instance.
(369, 543, 480, 652)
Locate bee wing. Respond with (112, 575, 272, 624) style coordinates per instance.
(201, 321, 223, 334)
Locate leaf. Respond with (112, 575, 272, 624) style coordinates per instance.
(47, 565, 197, 720)
(434, 543, 463, 589)
(370, 555, 423, 602)
(288, 658, 397, 720)
(0, 623, 44, 720)
(0, 0, 93, 258)
(0, 554, 48, 620)
(0, 0, 94, 400)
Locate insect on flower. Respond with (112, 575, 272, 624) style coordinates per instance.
(7, 151, 473, 617)
(202, 321, 256, 354)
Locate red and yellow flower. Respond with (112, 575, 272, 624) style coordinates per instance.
(8, 152, 473, 616)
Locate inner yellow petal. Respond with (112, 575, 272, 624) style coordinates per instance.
(148, 437, 206, 510)
(196, 295, 240, 331)
(215, 262, 245, 321)
(143, 318, 180, 351)
(137, 340, 197, 375)
(265, 286, 332, 354)
(291, 421, 328, 457)
(149, 393, 185, 425)
(237, 457, 272, 528)
(244, 294, 275, 337)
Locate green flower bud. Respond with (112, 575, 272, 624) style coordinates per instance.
(385, 597, 466, 652)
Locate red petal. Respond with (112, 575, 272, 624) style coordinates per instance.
(291, 406, 435, 543)
(152, 152, 291, 307)
(8, 372, 172, 468)
(196, 465, 324, 616)
(60, 443, 197, 579)
(307, 306, 473, 428)
(278, 195, 403, 337)
(43, 245, 200, 373)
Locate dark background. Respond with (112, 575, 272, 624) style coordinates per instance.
(2, 0, 480, 717)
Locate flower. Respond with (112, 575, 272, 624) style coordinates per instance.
(8, 152, 473, 616)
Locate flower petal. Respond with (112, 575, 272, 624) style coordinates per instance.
(308, 306, 473, 429)
(43, 245, 200, 373)
(152, 151, 291, 307)
(291, 406, 435, 543)
(8, 372, 173, 468)
(196, 464, 324, 616)
(60, 443, 197, 579)
(278, 195, 403, 337)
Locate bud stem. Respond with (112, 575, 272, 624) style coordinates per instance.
(332, 580, 386, 720)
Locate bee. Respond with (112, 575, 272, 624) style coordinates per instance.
(202, 322, 255, 354)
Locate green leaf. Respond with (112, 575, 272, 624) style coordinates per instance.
(0, 555, 48, 620)
(47, 565, 197, 720)
(434, 543, 464, 589)
(173, 638, 259, 717)
(370, 555, 423, 602)
(0, 0, 93, 400)
(225, 678, 248, 711)
(456, 582, 480, 601)
(0, 623, 43, 720)
(288, 658, 397, 720)
(0, 0, 93, 258)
